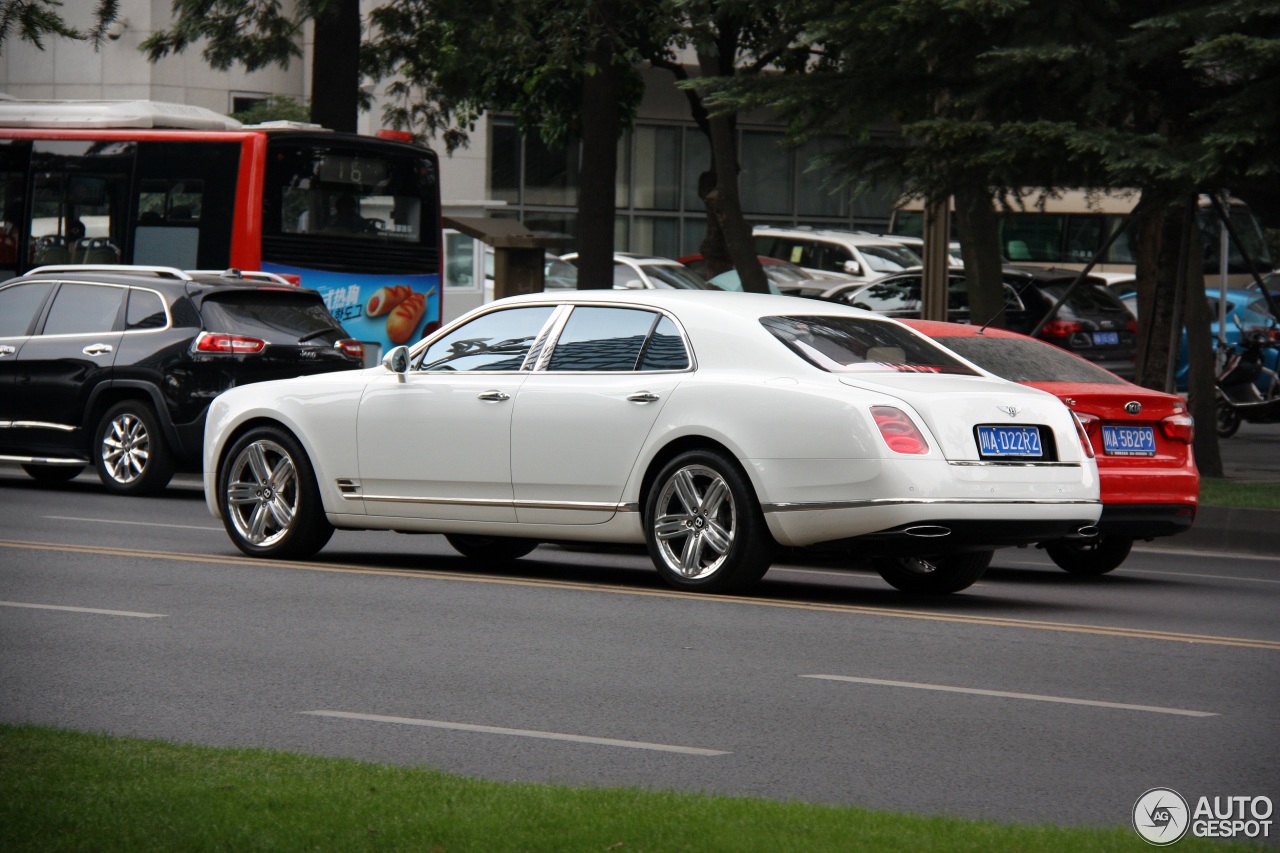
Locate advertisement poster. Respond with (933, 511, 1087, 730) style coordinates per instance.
(262, 264, 441, 365)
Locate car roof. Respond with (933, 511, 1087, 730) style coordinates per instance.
(752, 226, 915, 247)
(8, 266, 321, 296)
(477, 287, 879, 321)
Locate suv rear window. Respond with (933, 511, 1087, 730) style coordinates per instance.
(199, 291, 347, 344)
(761, 315, 979, 375)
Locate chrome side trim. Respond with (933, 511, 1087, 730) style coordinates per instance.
(347, 492, 640, 513)
(1, 421, 78, 432)
(0, 453, 88, 466)
(762, 498, 1101, 513)
(948, 461, 1082, 468)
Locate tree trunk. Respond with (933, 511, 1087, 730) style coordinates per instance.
(697, 50, 767, 293)
(1181, 197, 1222, 477)
(575, 0, 622, 290)
(1132, 190, 1181, 390)
(310, 0, 361, 132)
(953, 184, 1005, 328)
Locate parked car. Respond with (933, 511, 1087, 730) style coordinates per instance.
(1121, 286, 1279, 391)
(905, 319, 1197, 574)
(204, 290, 1102, 596)
(559, 252, 713, 290)
(752, 226, 923, 282)
(678, 254, 854, 296)
(822, 267, 1138, 378)
(0, 265, 364, 495)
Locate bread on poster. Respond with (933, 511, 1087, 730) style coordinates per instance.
(386, 291, 428, 343)
(365, 284, 412, 317)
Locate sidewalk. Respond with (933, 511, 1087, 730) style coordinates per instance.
(1152, 422, 1279, 556)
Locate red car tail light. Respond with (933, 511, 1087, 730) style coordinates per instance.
(1071, 412, 1097, 458)
(871, 406, 930, 455)
(337, 339, 365, 360)
(1160, 412, 1195, 444)
(194, 332, 267, 354)
(1125, 318, 1139, 334)
(1039, 320, 1083, 339)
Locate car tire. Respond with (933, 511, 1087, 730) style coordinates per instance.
(444, 535, 539, 562)
(644, 448, 773, 594)
(218, 426, 333, 560)
(1044, 535, 1133, 575)
(874, 550, 993, 594)
(94, 401, 175, 496)
(21, 463, 84, 483)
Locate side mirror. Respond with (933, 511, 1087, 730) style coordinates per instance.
(382, 345, 410, 376)
(842, 260, 862, 277)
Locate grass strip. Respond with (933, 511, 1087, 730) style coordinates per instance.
(1199, 478, 1280, 510)
(0, 724, 1262, 852)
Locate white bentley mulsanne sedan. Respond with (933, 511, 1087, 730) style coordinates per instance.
(204, 290, 1101, 595)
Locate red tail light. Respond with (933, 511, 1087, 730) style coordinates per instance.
(337, 339, 365, 360)
(195, 332, 266, 354)
(871, 406, 930, 455)
(1125, 318, 1138, 333)
(1039, 320, 1083, 339)
(1071, 412, 1097, 458)
(1160, 412, 1195, 444)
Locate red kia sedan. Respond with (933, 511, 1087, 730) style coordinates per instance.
(905, 319, 1198, 575)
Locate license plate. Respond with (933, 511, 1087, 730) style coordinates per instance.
(977, 425, 1044, 458)
(1093, 331, 1120, 346)
(1102, 424, 1156, 456)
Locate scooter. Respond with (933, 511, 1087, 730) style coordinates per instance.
(1215, 322, 1280, 438)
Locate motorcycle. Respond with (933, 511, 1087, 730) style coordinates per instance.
(1215, 321, 1280, 438)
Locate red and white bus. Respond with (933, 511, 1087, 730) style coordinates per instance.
(0, 99, 442, 360)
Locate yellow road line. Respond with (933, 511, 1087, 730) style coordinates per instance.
(4, 538, 1277, 651)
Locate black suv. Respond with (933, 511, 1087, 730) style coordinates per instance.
(0, 266, 363, 495)
(820, 266, 1138, 377)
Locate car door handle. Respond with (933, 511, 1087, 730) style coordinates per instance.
(477, 390, 510, 402)
(82, 343, 113, 356)
(0, 345, 14, 356)
(627, 391, 661, 403)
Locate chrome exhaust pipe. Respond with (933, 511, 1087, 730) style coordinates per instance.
(1076, 525, 1099, 538)
(904, 525, 951, 538)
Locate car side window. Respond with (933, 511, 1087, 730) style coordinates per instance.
(548, 306, 659, 371)
(0, 281, 55, 337)
(638, 316, 690, 371)
(40, 283, 125, 336)
(125, 288, 168, 330)
(417, 305, 555, 372)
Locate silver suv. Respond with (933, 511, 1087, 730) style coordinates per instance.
(753, 226, 923, 282)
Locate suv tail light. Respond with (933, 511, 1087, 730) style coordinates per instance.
(337, 339, 365, 360)
(1160, 413, 1195, 444)
(871, 406, 930, 455)
(1071, 412, 1097, 458)
(1039, 320, 1083, 339)
(194, 332, 267, 354)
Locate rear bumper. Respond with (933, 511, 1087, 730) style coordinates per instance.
(1095, 503, 1196, 540)
(836, 516, 1100, 556)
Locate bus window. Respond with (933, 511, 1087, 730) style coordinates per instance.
(134, 141, 239, 269)
(29, 140, 131, 267)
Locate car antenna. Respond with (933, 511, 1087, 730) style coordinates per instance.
(976, 306, 1006, 335)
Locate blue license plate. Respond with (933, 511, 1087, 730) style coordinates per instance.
(1093, 331, 1120, 346)
(1102, 424, 1156, 456)
(976, 425, 1044, 458)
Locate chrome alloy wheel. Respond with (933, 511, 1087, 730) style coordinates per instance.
(224, 439, 300, 548)
(100, 411, 152, 484)
(652, 464, 737, 580)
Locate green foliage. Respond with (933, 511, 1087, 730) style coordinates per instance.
(230, 95, 312, 125)
(0, 0, 119, 53)
(141, 0, 311, 71)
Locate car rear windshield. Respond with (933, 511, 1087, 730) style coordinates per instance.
(762, 315, 979, 375)
(934, 335, 1127, 384)
(1042, 283, 1131, 318)
(199, 291, 348, 344)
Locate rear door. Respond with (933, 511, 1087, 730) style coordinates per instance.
(14, 281, 125, 454)
(0, 280, 56, 454)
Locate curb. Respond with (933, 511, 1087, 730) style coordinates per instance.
(1149, 505, 1279, 557)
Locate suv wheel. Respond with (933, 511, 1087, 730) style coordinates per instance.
(94, 401, 175, 496)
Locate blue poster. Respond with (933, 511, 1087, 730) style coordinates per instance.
(262, 264, 441, 362)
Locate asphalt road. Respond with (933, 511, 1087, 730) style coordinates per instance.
(1, 464, 1277, 838)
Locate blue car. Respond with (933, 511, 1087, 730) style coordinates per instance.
(1122, 287, 1279, 391)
